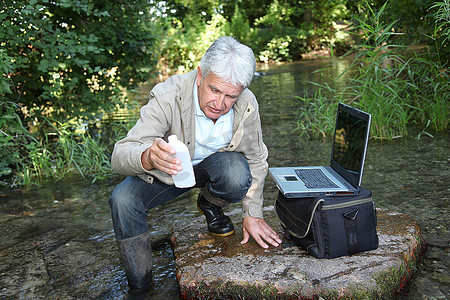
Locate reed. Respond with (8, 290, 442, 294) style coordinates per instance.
(14, 119, 116, 189)
(295, 2, 449, 140)
(294, 84, 337, 138)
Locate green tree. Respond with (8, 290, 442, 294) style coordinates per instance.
(229, 4, 256, 45)
(1, 0, 158, 123)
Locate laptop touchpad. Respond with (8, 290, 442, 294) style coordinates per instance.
(284, 175, 298, 181)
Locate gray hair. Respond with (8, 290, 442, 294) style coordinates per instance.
(200, 36, 256, 89)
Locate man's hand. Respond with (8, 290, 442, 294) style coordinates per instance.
(141, 138, 182, 175)
(241, 217, 282, 249)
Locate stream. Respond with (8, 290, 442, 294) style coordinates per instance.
(0, 58, 448, 299)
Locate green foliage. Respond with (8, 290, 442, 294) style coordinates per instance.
(158, 0, 353, 66)
(346, 2, 449, 137)
(2, 0, 449, 189)
(229, 4, 257, 46)
(258, 36, 293, 63)
(159, 14, 229, 74)
(3, 118, 116, 189)
(0, 101, 32, 181)
(350, 0, 450, 62)
(157, 0, 449, 64)
(1, 0, 158, 189)
(295, 2, 449, 140)
(0, 48, 13, 94)
(1, 0, 158, 122)
(253, 0, 317, 61)
(294, 85, 338, 138)
(432, 0, 450, 43)
(0, 49, 33, 182)
(369, 0, 436, 36)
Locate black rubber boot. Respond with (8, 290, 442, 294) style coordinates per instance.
(197, 194, 235, 236)
(116, 231, 153, 298)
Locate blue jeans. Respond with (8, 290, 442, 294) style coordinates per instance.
(109, 152, 252, 240)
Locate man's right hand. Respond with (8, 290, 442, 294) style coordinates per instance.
(141, 138, 182, 175)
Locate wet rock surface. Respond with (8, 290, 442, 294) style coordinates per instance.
(172, 206, 427, 299)
(0, 178, 448, 299)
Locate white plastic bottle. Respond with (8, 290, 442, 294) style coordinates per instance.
(168, 135, 196, 188)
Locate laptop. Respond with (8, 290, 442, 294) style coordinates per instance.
(269, 102, 371, 198)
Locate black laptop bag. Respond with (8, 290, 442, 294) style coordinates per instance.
(275, 187, 378, 259)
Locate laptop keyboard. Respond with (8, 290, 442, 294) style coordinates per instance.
(294, 168, 340, 189)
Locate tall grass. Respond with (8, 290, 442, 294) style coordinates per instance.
(4, 118, 117, 190)
(295, 2, 449, 140)
(294, 83, 338, 138)
(1, 94, 141, 190)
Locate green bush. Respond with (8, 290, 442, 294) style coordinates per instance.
(158, 0, 353, 66)
(0, 48, 32, 183)
(1, 0, 158, 123)
(1, 1, 157, 189)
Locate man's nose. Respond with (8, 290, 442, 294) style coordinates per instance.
(215, 94, 225, 110)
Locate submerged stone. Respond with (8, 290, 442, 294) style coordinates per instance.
(171, 207, 426, 299)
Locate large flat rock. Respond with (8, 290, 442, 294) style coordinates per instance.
(171, 206, 426, 299)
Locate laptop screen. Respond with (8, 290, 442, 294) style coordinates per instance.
(331, 104, 371, 188)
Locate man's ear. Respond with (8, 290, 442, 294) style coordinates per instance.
(196, 66, 202, 87)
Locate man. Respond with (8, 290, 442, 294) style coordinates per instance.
(109, 36, 281, 296)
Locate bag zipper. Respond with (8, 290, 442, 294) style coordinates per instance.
(276, 198, 324, 238)
(321, 197, 372, 210)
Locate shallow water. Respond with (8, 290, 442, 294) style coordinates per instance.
(0, 59, 448, 299)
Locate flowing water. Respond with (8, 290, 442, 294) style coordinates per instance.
(0, 59, 448, 299)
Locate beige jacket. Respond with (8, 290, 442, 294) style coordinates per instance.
(111, 70, 268, 219)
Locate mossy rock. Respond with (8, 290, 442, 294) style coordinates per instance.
(171, 207, 426, 299)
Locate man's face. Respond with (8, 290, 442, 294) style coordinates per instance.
(196, 67, 244, 121)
